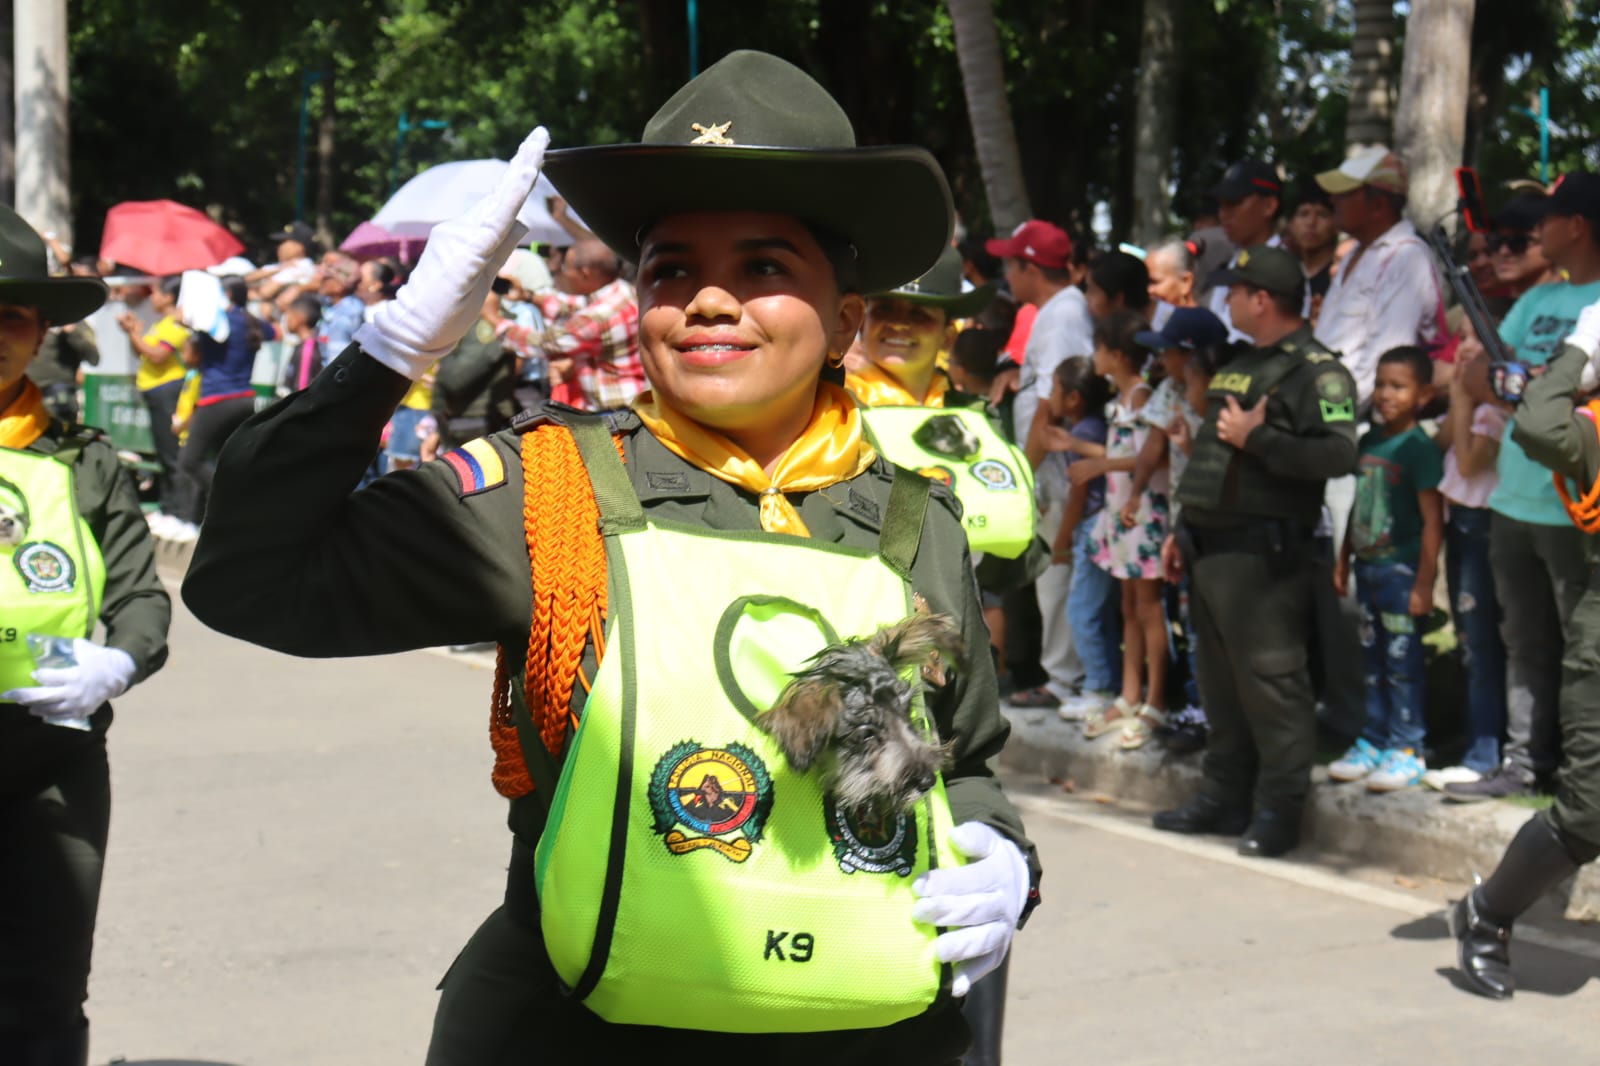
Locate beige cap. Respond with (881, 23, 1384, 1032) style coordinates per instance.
(1316, 145, 1408, 196)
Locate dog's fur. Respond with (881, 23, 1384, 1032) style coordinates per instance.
(758, 597, 963, 818)
(0, 503, 27, 548)
(912, 414, 982, 460)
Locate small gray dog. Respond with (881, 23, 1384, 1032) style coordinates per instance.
(0, 502, 27, 548)
(757, 596, 963, 818)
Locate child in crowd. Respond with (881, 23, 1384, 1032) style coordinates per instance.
(1332, 346, 1445, 791)
(1036, 355, 1118, 722)
(1076, 309, 1171, 748)
(1426, 344, 1510, 789)
(278, 294, 325, 395)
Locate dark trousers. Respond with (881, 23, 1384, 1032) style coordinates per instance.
(0, 735, 109, 1037)
(1445, 507, 1507, 772)
(1489, 513, 1586, 780)
(139, 381, 184, 517)
(175, 395, 256, 524)
(1190, 549, 1317, 814)
(426, 852, 970, 1065)
(1553, 569, 1600, 852)
(1000, 582, 1045, 690)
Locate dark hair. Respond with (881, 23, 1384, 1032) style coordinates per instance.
(957, 236, 1001, 284)
(1288, 183, 1333, 214)
(223, 276, 249, 308)
(288, 294, 322, 328)
(367, 259, 402, 299)
(1088, 251, 1151, 312)
(1092, 308, 1147, 364)
(1191, 339, 1239, 378)
(950, 328, 1005, 386)
(158, 274, 183, 301)
(1053, 354, 1112, 415)
(1378, 344, 1433, 386)
(975, 291, 1018, 335)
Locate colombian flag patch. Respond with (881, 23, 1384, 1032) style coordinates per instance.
(441, 438, 506, 497)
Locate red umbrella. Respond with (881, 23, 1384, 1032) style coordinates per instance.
(99, 199, 245, 275)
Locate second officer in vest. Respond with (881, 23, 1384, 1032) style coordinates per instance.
(1152, 245, 1358, 858)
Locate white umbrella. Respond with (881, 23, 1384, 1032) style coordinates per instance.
(372, 161, 583, 248)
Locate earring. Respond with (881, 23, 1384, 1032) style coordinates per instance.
(826, 350, 846, 368)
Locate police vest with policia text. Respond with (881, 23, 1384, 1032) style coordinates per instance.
(0, 442, 107, 694)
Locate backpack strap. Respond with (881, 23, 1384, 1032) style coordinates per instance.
(567, 413, 645, 534)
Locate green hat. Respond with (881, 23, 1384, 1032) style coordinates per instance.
(0, 206, 106, 324)
(869, 246, 995, 318)
(543, 50, 953, 294)
(1213, 245, 1305, 302)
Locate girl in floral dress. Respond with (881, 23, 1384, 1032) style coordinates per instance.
(1072, 309, 1170, 749)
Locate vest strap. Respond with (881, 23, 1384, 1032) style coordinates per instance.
(567, 416, 645, 534)
(880, 465, 930, 580)
(505, 657, 560, 812)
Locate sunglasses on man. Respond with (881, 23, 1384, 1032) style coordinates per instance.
(1487, 233, 1536, 254)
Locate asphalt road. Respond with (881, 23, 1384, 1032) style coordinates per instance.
(84, 585, 1600, 1064)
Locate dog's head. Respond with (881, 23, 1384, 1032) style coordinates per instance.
(0, 503, 27, 547)
(912, 414, 982, 460)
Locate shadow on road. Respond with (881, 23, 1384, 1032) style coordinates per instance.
(106, 1059, 245, 1065)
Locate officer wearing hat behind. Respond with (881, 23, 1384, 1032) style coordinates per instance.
(1152, 245, 1357, 858)
(0, 206, 170, 1065)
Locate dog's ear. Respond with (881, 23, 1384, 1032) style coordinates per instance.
(758, 676, 843, 771)
(870, 612, 964, 683)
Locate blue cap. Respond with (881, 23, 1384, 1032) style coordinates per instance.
(1134, 306, 1229, 352)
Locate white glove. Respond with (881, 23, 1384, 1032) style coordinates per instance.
(3, 638, 136, 730)
(355, 127, 551, 380)
(911, 821, 1030, 997)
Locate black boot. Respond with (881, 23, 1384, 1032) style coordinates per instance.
(0, 1022, 89, 1066)
(1237, 809, 1301, 858)
(1152, 793, 1251, 836)
(1451, 815, 1586, 1000)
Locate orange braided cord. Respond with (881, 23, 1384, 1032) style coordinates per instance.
(1554, 400, 1600, 534)
(489, 426, 618, 798)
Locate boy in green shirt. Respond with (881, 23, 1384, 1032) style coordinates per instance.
(1331, 346, 1444, 791)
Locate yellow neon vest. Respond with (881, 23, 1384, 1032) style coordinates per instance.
(534, 422, 962, 1033)
(858, 403, 1036, 558)
(0, 446, 107, 693)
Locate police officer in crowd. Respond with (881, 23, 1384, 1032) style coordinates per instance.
(0, 208, 170, 1065)
(1449, 301, 1600, 998)
(1152, 245, 1358, 858)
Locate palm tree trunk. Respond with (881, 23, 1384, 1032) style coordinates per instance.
(947, 0, 1032, 232)
(1394, 0, 1474, 228)
(1346, 0, 1398, 151)
(1131, 0, 1177, 247)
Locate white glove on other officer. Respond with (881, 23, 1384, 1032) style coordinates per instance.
(3, 638, 136, 730)
(1565, 299, 1600, 392)
(356, 127, 552, 381)
(911, 821, 1030, 997)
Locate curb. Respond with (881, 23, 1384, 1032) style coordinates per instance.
(998, 705, 1600, 920)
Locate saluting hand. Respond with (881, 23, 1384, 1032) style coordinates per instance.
(1216, 395, 1267, 449)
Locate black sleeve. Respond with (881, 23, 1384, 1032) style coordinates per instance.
(1242, 364, 1359, 480)
(181, 345, 534, 657)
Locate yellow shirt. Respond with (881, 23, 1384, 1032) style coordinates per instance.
(400, 361, 438, 411)
(136, 315, 190, 392)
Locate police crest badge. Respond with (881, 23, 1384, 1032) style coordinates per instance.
(648, 740, 774, 863)
(14, 541, 75, 594)
(824, 793, 917, 876)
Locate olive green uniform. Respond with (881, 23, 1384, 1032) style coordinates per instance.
(1, 422, 170, 1049)
(28, 326, 99, 423)
(1175, 325, 1358, 816)
(431, 322, 518, 449)
(182, 345, 1037, 1064)
(1507, 342, 1600, 859)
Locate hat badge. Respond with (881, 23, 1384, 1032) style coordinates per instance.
(690, 121, 735, 146)
(1237, 250, 1250, 267)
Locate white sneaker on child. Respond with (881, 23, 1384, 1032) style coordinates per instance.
(1366, 749, 1426, 792)
(1057, 691, 1112, 723)
(1421, 765, 1482, 792)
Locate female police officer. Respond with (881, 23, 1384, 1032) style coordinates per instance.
(0, 206, 170, 1065)
(182, 51, 1036, 1063)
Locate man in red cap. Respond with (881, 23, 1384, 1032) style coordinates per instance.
(985, 220, 1093, 709)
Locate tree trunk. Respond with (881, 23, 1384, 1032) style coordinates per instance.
(315, 70, 335, 248)
(947, 0, 1031, 233)
(13, 0, 71, 245)
(1130, 0, 1177, 246)
(1346, 0, 1398, 152)
(0, 0, 13, 209)
(1394, 0, 1474, 229)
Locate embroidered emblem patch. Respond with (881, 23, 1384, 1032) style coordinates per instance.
(690, 121, 734, 145)
(645, 471, 689, 492)
(917, 465, 955, 488)
(440, 438, 506, 497)
(825, 794, 917, 876)
(1315, 371, 1354, 423)
(913, 413, 982, 460)
(648, 740, 773, 863)
(14, 541, 75, 594)
(970, 459, 1018, 491)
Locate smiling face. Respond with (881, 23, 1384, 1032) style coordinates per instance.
(637, 211, 864, 460)
(862, 296, 953, 391)
(0, 304, 47, 395)
(1371, 358, 1428, 429)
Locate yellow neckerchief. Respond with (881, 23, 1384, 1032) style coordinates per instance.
(631, 381, 876, 537)
(0, 379, 53, 450)
(846, 361, 950, 409)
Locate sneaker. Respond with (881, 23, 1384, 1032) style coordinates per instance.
(1366, 749, 1426, 792)
(1445, 763, 1531, 803)
(1327, 738, 1383, 782)
(1421, 765, 1483, 792)
(1056, 691, 1112, 723)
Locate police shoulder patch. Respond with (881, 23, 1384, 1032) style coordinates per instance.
(440, 437, 507, 497)
(1314, 370, 1355, 423)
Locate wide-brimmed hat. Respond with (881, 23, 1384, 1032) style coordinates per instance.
(543, 50, 953, 294)
(869, 246, 994, 318)
(0, 207, 107, 324)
